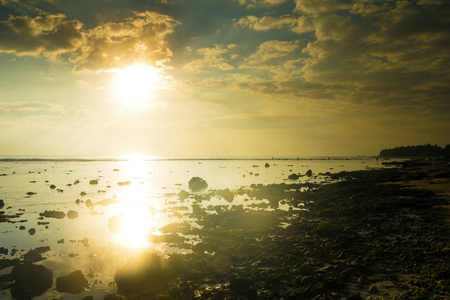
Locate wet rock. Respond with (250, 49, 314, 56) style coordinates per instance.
(108, 216, 123, 233)
(0, 258, 20, 271)
(369, 285, 379, 294)
(188, 177, 208, 191)
(19, 226, 25, 230)
(115, 252, 176, 296)
(39, 210, 65, 219)
(28, 228, 36, 235)
(0, 247, 7, 255)
(178, 189, 189, 200)
(306, 169, 313, 176)
(50, 184, 56, 189)
(117, 181, 131, 186)
(219, 188, 234, 202)
(67, 210, 79, 219)
(89, 179, 99, 185)
(316, 222, 341, 236)
(265, 163, 270, 168)
(86, 199, 93, 208)
(103, 294, 125, 300)
(56, 270, 89, 294)
(288, 173, 299, 180)
(26, 192, 36, 195)
(80, 191, 86, 196)
(23, 249, 44, 263)
(0, 199, 4, 208)
(10, 263, 53, 299)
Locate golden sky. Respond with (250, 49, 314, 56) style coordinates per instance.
(0, 0, 449, 156)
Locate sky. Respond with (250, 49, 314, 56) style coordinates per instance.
(0, 0, 449, 157)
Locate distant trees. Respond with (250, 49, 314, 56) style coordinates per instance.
(379, 144, 450, 157)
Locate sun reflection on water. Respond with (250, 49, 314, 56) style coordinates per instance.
(110, 157, 161, 251)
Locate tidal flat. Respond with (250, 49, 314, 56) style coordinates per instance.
(0, 157, 449, 299)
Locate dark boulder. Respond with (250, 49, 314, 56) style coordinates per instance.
(56, 270, 89, 294)
(306, 169, 313, 176)
(188, 177, 208, 191)
(39, 210, 65, 219)
(288, 173, 300, 180)
(10, 263, 53, 300)
(67, 210, 79, 219)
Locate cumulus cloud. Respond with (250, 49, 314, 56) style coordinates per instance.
(184, 44, 236, 71)
(243, 40, 299, 66)
(231, 0, 450, 108)
(237, 0, 287, 8)
(236, 15, 314, 33)
(0, 10, 178, 71)
(70, 11, 178, 71)
(0, 13, 83, 58)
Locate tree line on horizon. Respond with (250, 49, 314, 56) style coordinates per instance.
(379, 144, 450, 157)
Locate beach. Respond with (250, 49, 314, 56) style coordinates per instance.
(0, 157, 448, 299)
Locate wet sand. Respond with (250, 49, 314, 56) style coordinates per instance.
(0, 158, 449, 299)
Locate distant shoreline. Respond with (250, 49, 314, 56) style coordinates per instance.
(0, 156, 384, 162)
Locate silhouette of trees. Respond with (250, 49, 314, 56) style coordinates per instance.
(379, 144, 450, 157)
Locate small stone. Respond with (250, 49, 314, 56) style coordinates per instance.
(28, 228, 36, 235)
(67, 210, 79, 219)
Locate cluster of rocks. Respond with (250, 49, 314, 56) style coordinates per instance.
(111, 159, 449, 299)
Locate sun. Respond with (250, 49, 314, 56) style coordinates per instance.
(111, 64, 162, 107)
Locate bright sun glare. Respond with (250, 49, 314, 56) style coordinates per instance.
(111, 64, 162, 107)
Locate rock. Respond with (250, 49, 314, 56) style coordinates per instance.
(288, 173, 299, 180)
(178, 189, 190, 200)
(50, 184, 56, 189)
(115, 252, 175, 296)
(0, 247, 7, 255)
(316, 222, 341, 236)
(117, 181, 131, 186)
(39, 210, 65, 219)
(188, 177, 208, 191)
(19, 226, 26, 230)
(83, 296, 94, 300)
(56, 270, 89, 294)
(67, 210, 79, 219)
(306, 169, 312, 176)
(0, 199, 4, 208)
(89, 179, 98, 185)
(86, 199, 93, 208)
(80, 191, 86, 196)
(108, 216, 123, 233)
(28, 228, 36, 235)
(10, 263, 53, 299)
(26, 192, 36, 195)
(219, 188, 234, 202)
(369, 285, 379, 294)
(103, 294, 125, 300)
(265, 163, 270, 168)
(23, 250, 44, 263)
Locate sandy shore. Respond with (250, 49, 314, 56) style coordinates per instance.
(1, 158, 449, 299)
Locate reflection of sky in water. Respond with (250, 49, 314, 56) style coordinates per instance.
(0, 157, 389, 299)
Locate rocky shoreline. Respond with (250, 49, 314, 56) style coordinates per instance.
(114, 158, 450, 299)
(0, 158, 449, 299)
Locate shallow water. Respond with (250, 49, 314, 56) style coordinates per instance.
(0, 156, 387, 299)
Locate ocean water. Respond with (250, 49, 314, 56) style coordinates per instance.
(0, 156, 388, 299)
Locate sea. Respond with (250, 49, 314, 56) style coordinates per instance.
(0, 156, 392, 299)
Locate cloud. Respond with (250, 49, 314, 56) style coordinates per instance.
(236, 0, 287, 8)
(0, 101, 64, 115)
(236, 15, 314, 33)
(0, 10, 178, 71)
(243, 40, 299, 65)
(183, 44, 236, 71)
(0, 13, 83, 58)
(70, 11, 178, 71)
